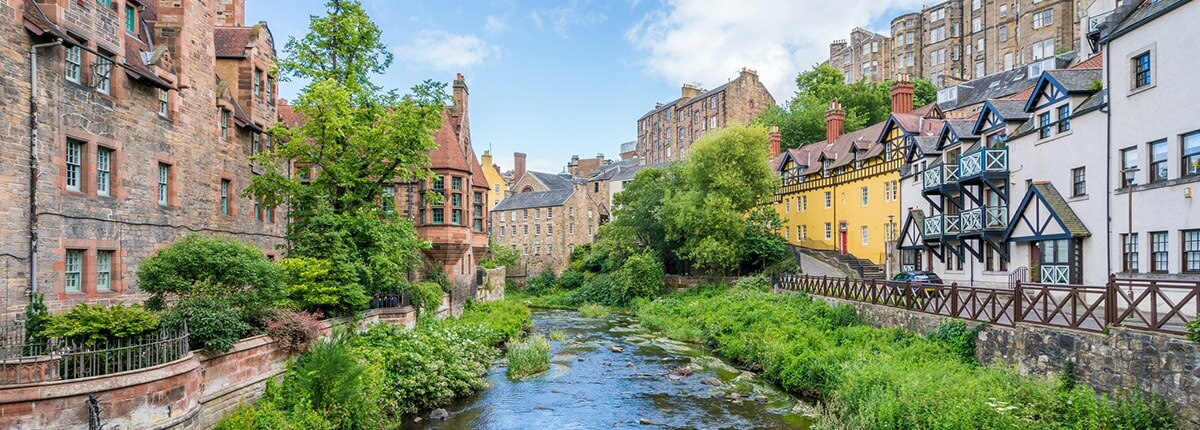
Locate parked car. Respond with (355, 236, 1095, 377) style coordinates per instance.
(892, 271, 945, 299)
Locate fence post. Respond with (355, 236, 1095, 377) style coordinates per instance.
(950, 282, 959, 316)
(904, 280, 913, 309)
(1105, 274, 1117, 328)
(1013, 280, 1023, 325)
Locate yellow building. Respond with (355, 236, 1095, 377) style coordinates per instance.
(480, 150, 507, 209)
(770, 82, 942, 270)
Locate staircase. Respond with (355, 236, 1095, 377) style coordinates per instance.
(790, 246, 886, 280)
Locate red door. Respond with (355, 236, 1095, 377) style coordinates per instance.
(840, 231, 848, 254)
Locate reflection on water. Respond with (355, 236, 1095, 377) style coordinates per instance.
(407, 310, 813, 429)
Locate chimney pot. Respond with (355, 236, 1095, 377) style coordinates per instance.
(768, 126, 781, 158)
(890, 77, 915, 114)
(825, 100, 846, 143)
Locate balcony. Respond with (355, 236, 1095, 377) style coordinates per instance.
(922, 214, 961, 242)
(959, 206, 1008, 236)
(921, 164, 959, 194)
(958, 147, 1008, 183)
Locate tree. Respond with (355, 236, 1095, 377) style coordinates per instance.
(755, 64, 937, 148)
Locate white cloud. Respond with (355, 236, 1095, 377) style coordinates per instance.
(530, 1, 608, 38)
(395, 30, 501, 70)
(626, 0, 926, 102)
(484, 15, 508, 34)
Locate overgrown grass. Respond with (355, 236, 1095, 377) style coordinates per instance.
(636, 284, 1178, 430)
(506, 335, 551, 379)
(507, 289, 576, 309)
(548, 330, 568, 341)
(578, 304, 610, 318)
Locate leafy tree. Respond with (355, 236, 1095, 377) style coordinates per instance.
(480, 239, 519, 269)
(756, 64, 937, 148)
(138, 234, 283, 314)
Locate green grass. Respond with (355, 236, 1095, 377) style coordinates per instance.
(548, 330, 568, 341)
(507, 289, 577, 309)
(506, 335, 551, 379)
(636, 285, 1178, 430)
(578, 304, 610, 318)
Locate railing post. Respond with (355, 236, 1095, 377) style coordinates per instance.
(1105, 274, 1117, 328)
(904, 280, 913, 310)
(950, 282, 959, 316)
(1012, 280, 1023, 325)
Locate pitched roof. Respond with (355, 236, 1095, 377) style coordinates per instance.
(1045, 69, 1103, 93)
(1005, 182, 1091, 241)
(214, 26, 255, 58)
(1101, 0, 1190, 42)
(1072, 53, 1104, 70)
(276, 102, 303, 127)
(529, 171, 576, 190)
(492, 188, 575, 211)
(988, 99, 1029, 121)
(428, 114, 472, 173)
(938, 52, 1076, 111)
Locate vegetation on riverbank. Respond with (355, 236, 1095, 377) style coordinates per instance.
(217, 299, 532, 429)
(636, 278, 1178, 430)
(506, 335, 551, 379)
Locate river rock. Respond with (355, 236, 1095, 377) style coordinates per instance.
(668, 374, 683, 381)
(702, 377, 721, 386)
(726, 392, 741, 401)
(430, 408, 449, 420)
(603, 362, 612, 366)
(639, 418, 653, 425)
(577, 357, 585, 362)
(754, 395, 768, 404)
(626, 362, 635, 368)
(413, 417, 421, 423)
(610, 346, 625, 353)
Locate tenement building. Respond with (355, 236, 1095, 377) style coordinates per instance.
(480, 150, 507, 209)
(490, 153, 609, 274)
(829, 0, 1079, 87)
(635, 68, 774, 165)
(1, 0, 285, 315)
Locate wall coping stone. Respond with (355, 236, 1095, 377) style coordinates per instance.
(0, 351, 197, 404)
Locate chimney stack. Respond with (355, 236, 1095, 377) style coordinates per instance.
(514, 152, 527, 183)
(890, 75, 914, 114)
(769, 126, 781, 158)
(825, 100, 846, 143)
(452, 73, 469, 119)
(681, 84, 703, 99)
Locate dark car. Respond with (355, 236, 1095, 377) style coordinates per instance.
(892, 271, 945, 299)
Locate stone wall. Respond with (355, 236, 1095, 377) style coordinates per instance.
(476, 267, 506, 302)
(801, 293, 1200, 428)
(0, 306, 416, 430)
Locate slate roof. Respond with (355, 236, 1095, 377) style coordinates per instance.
(1046, 69, 1103, 93)
(988, 99, 1029, 121)
(214, 27, 255, 58)
(639, 97, 684, 119)
(1075, 89, 1108, 115)
(944, 119, 979, 141)
(1027, 183, 1091, 237)
(1101, 0, 1190, 42)
(492, 188, 576, 211)
(588, 159, 640, 181)
(529, 171, 576, 190)
(938, 52, 1076, 111)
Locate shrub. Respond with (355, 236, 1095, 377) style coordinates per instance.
(565, 273, 618, 306)
(548, 330, 568, 341)
(427, 266, 451, 292)
(264, 309, 324, 355)
(1186, 318, 1200, 343)
(1104, 391, 1178, 430)
(278, 258, 368, 317)
(281, 333, 380, 429)
(457, 300, 531, 344)
(506, 335, 551, 379)
(41, 303, 159, 345)
(618, 252, 665, 304)
(160, 286, 251, 353)
(578, 304, 610, 318)
(23, 293, 49, 351)
(138, 234, 282, 311)
(558, 270, 585, 290)
(526, 268, 558, 296)
(927, 320, 983, 364)
(409, 281, 445, 317)
(480, 240, 520, 270)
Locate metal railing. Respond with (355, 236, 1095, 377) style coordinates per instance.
(776, 273, 1200, 336)
(959, 147, 1008, 179)
(368, 292, 412, 309)
(960, 205, 1008, 234)
(0, 323, 190, 385)
(922, 164, 959, 191)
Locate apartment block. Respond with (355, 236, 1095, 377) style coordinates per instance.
(2, 0, 286, 314)
(828, 28, 893, 84)
(635, 68, 774, 165)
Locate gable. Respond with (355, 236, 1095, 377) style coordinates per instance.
(1024, 74, 1068, 113)
(1004, 184, 1092, 242)
(972, 102, 1006, 135)
(897, 211, 926, 249)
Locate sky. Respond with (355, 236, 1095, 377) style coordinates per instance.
(246, 0, 930, 174)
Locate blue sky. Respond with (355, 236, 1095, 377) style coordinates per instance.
(247, 0, 927, 174)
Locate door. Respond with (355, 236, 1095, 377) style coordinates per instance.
(840, 231, 848, 254)
(1029, 242, 1042, 282)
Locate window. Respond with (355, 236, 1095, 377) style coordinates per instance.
(1183, 131, 1200, 176)
(1122, 233, 1139, 273)
(523, 209, 529, 220)
(157, 163, 170, 205)
(66, 139, 82, 192)
(999, 27, 1009, 42)
(96, 250, 113, 291)
(158, 89, 170, 117)
(65, 249, 83, 293)
(1071, 167, 1086, 197)
(1057, 105, 1070, 132)
(220, 110, 230, 141)
(801, 225, 807, 240)
(449, 176, 462, 190)
(253, 68, 262, 100)
(383, 186, 396, 214)
(929, 8, 945, 22)
(125, 4, 136, 33)
(824, 191, 832, 208)
(97, 0, 110, 6)
(1038, 112, 1052, 139)
(95, 51, 113, 95)
(1032, 9, 1053, 29)
(972, 0, 981, 10)
(1033, 39, 1055, 60)
(709, 116, 717, 129)
(433, 176, 444, 191)
(824, 223, 832, 240)
(1004, 53, 1014, 71)
(451, 193, 462, 207)
(930, 26, 946, 43)
(1133, 52, 1152, 89)
(569, 224, 574, 234)
(1121, 147, 1138, 186)
(265, 74, 272, 101)
(860, 186, 868, 206)
(254, 199, 263, 221)
(432, 208, 444, 224)
(1149, 140, 1168, 183)
(451, 209, 462, 225)
(97, 147, 112, 196)
(500, 212, 506, 222)
(975, 61, 985, 79)
(710, 97, 717, 109)
(534, 208, 541, 220)
(252, 133, 261, 154)
(1150, 231, 1168, 273)
(65, 45, 82, 83)
(999, 5, 1008, 17)
(972, 17, 981, 33)
(798, 197, 805, 212)
(547, 224, 553, 235)
(1184, 230, 1200, 272)
(861, 226, 869, 245)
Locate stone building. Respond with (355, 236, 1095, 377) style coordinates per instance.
(1, 0, 285, 315)
(490, 154, 609, 274)
(829, 0, 1079, 87)
(635, 68, 774, 165)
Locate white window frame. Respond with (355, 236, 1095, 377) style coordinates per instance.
(96, 250, 112, 291)
(157, 163, 170, 205)
(65, 45, 82, 84)
(66, 139, 82, 192)
(861, 226, 869, 245)
(159, 89, 170, 117)
(95, 53, 113, 95)
(97, 146, 111, 196)
(65, 249, 83, 293)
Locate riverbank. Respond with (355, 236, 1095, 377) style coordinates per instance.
(635, 280, 1178, 429)
(216, 300, 533, 429)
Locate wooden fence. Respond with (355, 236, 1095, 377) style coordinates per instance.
(775, 274, 1200, 336)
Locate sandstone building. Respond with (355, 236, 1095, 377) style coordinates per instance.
(480, 150, 507, 209)
(635, 68, 775, 165)
(1, 0, 285, 315)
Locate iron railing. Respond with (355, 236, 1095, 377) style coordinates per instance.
(775, 273, 1200, 336)
(0, 323, 190, 385)
(368, 292, 412, 309)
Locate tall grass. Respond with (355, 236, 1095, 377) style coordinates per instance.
(578, 303, 611, 318)
(506, 335, 551, 379)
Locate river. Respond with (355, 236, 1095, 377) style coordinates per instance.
(408, 309, 814, 429)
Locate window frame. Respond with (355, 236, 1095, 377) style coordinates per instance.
(1122, 233, 1139, 273)
(96, 146, 112, 196)
(1133, 51, 1152, 89)
(1120, 146, 1139, 186)
(1038, 112, 1052, 139)
(125, 4, 136, 34)
(220, 179, 231, 215)
(1071, 166, 1086, 197)
(65, 249, 84, 293)
(66, 139, 83, 192)
(1183, 229, 1200, 273)
(65, 45, 83, 84)
(1181, 130, 1200, 177)
(1056, 104, 1071, 133)
(157, 163, 170, 206)
(1150, 231, 1169, 273)
(1149, 140, 1168, 183)
(96, 250, 113, 292)
(95, 51, 113, 95)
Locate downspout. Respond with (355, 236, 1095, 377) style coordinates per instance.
(29, 39, 63, 297)
(1104, 46, 1113, 276)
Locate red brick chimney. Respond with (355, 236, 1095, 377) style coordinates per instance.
(825, 100, 845, 143)
(514, 152, 527, 183)
(890, 76, 914, 114)
(768, 126, 781, 158)
(452, 73, 469, 120)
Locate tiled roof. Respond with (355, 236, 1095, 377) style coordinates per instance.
(529, 171, 576, 190)
(468, 147, 488, 190)
(428, 114, 471, 173)
(277, 102, 303, 127)
(1072, 53, 1103, 70)
(214, 27, 255, 58)
(492, 188, 575, 211)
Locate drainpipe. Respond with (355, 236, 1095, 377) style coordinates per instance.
(1104, 47, 1113, 276)
(29, 39, 63, 296)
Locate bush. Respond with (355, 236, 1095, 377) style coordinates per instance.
(41, 303, 159, 345)
(565, 273, 619, 307)
(264, 309, 324, 355)
(23, 293, 49, 351)
(1186, 318, 1200, 343)
(480, 240, 520, 270)
(282, 333, 380, 429)
(927, 320, 983, 364)
(160, 286, 252, 353)
(138, 234, 282, 311)
(618, 252, 665, 304)
(278, 258, 369, 317)
(526, 268, 558, 296)
(578, 304, 610, 318)
(558, 270, 585, 290)
(457, 300, 531, 344)
(409, 281, 445, 317)
(506, 335, 550, 379)
(1103, 391, 1178, 430)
